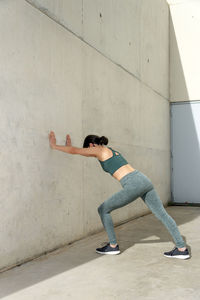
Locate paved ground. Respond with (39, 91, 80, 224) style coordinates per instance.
(0, 206, 199, 300)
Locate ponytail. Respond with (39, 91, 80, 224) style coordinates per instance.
(83, 135, 109, 148)
(99, 136, 108, 146)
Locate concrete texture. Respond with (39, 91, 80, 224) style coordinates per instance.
(0, 0, 171, 271)
(169, 0, 200, 101)
(26, 0, 169, 98)
(26, 0, 83, 37)
(0, 206, 199, 300)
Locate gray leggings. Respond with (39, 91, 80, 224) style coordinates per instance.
(97, 170, 186, 248)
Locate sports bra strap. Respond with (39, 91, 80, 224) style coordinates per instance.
(108, 147, 118, 157)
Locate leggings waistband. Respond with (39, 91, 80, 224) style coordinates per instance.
(119, 170, 139, 185)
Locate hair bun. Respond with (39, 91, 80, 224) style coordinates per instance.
(99, 136, 108, 145)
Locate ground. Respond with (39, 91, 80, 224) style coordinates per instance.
(0, 206, 199, 300)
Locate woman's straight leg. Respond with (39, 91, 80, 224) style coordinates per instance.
(141, 188, 186, 248)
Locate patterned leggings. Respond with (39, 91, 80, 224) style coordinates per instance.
(97, 170, 186, 248)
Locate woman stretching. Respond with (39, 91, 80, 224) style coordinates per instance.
(49, 131, 190, 260)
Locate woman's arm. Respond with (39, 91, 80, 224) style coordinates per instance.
(49, 131, 100, 157)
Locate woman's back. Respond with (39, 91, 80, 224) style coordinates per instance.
(98, 147, 129, 176)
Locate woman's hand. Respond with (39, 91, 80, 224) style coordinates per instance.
(65, 134, 72, 146)
(49, 131, 56, 149)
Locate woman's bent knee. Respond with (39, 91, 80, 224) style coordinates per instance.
(98, 203, 106, 215)
(98, 202, 110, 215)
(97, 204, 102, 215)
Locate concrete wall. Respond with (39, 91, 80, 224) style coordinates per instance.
(0, 0, 170, 271)
(168, 0, 200, 101)
(27, 0, 169, 99)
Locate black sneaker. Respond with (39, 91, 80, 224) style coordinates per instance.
(164, 246, 190, 260)
(96, 243, 120, 255)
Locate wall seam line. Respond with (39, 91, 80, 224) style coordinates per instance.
(25, 0, 169, 102)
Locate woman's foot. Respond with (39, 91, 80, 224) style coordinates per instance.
(164, 246, 190, 259)
(96, 243, 120, 255)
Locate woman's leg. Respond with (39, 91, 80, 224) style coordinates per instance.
(141, 188, 186, 248)
(97, 188, 139, 245)
(97, 170, 155, 245)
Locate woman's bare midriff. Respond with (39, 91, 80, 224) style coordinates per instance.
(112, 164, 136, 181)
(98, 146, 136, 181)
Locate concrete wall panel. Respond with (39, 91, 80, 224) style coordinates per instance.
(0, 0, 85, 270)
(83, 0, 141, 79)
(82, 45, 170, 151)
(26, 0, 169, 98)
(0, 0, 170, 271)
(26, 0, 83, 37)
(140, 0, 169, 98)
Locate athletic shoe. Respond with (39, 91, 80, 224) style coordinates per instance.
(96, 243, 120, 255)
(164, 246, 190, 260)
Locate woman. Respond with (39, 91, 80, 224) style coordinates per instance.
(48, 131, 190, 260)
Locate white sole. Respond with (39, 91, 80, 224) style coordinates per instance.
(164, 254, 190, 260)
(96, 250, 121, 255)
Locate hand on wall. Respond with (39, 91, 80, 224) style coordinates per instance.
(49, 131, 56, 149)
(65, 134, 72, 146)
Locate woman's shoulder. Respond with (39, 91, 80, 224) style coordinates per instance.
(98, 146, 120, 161)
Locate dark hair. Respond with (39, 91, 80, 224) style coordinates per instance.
(83, 135, 109, 148)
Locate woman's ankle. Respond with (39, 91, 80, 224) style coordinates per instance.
(110, 243, 117, 248)
(178, 247, 186, 251)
